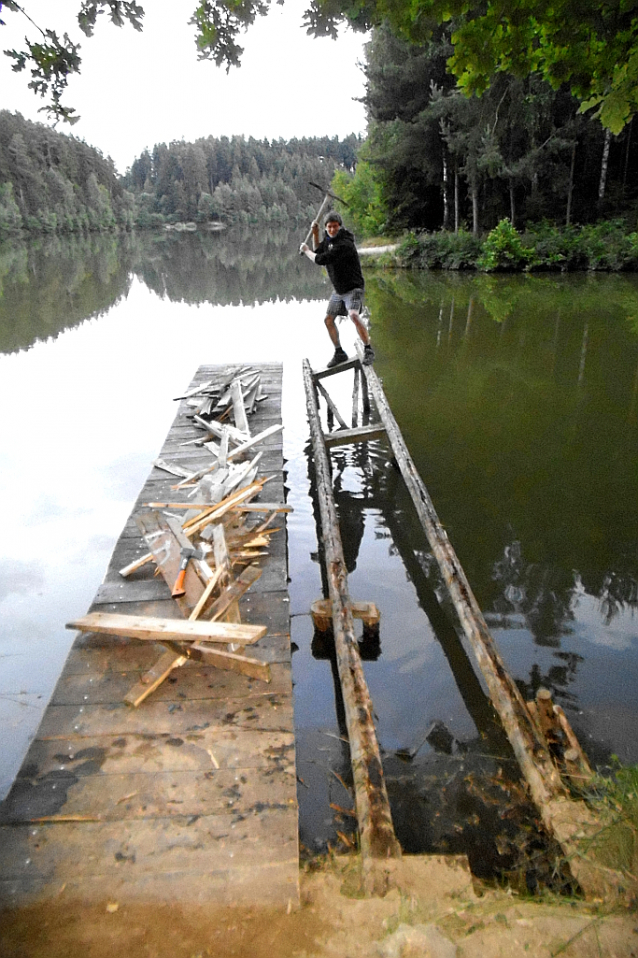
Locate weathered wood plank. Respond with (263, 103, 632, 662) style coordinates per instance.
(66, 612, 267, 646)
(0, 765, 296, 824)
(36, 695, 293, 739)
(0, 809, 298, 879)
(15, 728, 294, 777)
(323, 423, 387, 448)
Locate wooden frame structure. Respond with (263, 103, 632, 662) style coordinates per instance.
(305, 344, 630, 901)
(302, 359, 401, 893)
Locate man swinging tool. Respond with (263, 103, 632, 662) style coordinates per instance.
(300, 211, 375, 368)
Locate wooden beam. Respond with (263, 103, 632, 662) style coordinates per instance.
(323, 424, 386, 448)
(311, 599, 380, 631)
(303, 358, 400, 887)
(313, 357, 360, 380)
(66, 612, 266, 646)
(315, 379, 348, 429)
(123, 650, 187, 707)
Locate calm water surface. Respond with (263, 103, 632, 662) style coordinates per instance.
(1, 231, 637, 877)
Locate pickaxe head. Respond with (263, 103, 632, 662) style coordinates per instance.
(308, 181, 350, 208)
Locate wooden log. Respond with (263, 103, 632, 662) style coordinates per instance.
(303, 359, 400, 887)
(323, 424, 386, 448)
(66, 612, 266, 646)
(352, 367, 360, 427)
(554, 705, 594, 781)
(536, 687, 559, 737)
(355, 344, 625, 900)
(356, 345, 564, 808)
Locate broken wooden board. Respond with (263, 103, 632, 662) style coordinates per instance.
(66, 612, 267, 646)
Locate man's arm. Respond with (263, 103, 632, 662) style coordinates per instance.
(300, 221, 321, 261)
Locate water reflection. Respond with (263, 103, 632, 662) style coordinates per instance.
(1, 233, 638, 870)
(0, 227, 329, 354)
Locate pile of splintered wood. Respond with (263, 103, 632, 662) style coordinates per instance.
(67, 367, 288, 708)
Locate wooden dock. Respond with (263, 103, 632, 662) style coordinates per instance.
(0, 363, 299, 908)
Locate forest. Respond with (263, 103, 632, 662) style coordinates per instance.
(0, 110, 360, 234)
(334, 25, 638, 238)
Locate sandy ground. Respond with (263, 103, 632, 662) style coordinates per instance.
(1, 855, 636, 958)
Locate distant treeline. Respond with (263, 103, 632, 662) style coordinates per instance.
(0, 110, 360, 235)
(123, 134, 360, 228)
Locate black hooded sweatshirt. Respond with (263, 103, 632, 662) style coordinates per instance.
(314, 228, 365, 295)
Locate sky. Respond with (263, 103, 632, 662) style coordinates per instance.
(0, 0, 369, 174)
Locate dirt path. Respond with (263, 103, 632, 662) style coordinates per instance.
(1, 855, 636, 958)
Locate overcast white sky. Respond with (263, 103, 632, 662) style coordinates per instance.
(0, 0, 369, 173)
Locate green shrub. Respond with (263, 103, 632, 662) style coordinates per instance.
(477, 219, 534, 271)
(395, 230, 481, 269)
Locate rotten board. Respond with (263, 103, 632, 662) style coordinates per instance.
(36, 695, 293, 740)
(14, 728, 295, 777)
(53, 661, 292, 706)
(0, 860, 299, 907)
(0, 809, 298, 879)
(0, 765, 296, 825)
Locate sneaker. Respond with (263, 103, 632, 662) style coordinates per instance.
(327, 347, 348, 368)
(362, 344, 375, 365)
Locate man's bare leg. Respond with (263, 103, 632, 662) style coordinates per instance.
(349, 310, 370, 346)
(325, 314, 341, 347)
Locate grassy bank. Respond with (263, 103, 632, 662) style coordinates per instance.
(387, 219, 638, 272)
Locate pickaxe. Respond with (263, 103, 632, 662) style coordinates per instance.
(171, 545, 202, 598)
(301, 182, 350, 250)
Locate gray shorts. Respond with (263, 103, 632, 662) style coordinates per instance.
(326, 288, 365, 317)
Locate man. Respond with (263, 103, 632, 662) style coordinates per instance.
(300, 211, 375, 368)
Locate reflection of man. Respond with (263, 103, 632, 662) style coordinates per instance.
(300, 211, 374, 368)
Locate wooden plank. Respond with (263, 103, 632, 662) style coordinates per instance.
(170, 643, 271, 683)
(315, 378, 348, 429)
(313, 356, 360, 380)
(230, 378, 250, 436)
(136, 511, 202, 615)
(323, 424, 386, 448)
(204, 564, 263, 623)
(37, 695, 293, 739)
(152, 458, 194, 478)
(65, 612, 267, 646)
(302, 358, 400, 887)
(118, 552, 153, 577)
(227, 423, 283, 461)
(123, 650, 187, 707)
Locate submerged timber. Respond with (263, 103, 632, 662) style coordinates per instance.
(0, 363, 298, 908)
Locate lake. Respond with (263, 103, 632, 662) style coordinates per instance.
(1, 229, 637, 880)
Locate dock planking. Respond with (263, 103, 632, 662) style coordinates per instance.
(0, 363, 299, 908)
